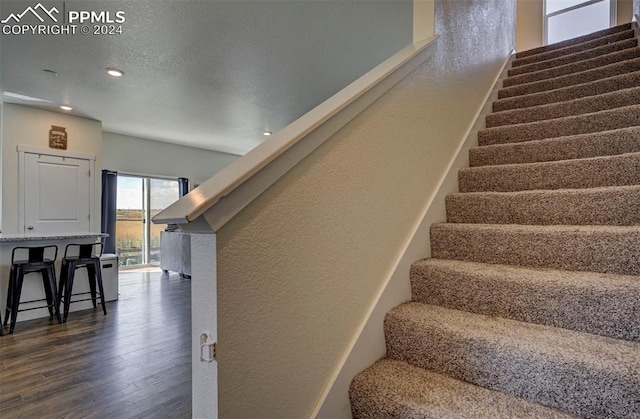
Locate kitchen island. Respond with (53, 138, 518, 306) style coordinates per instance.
(0, 232, 112, 323)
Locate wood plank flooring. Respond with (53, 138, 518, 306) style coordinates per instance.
(0, 268, 191, 418)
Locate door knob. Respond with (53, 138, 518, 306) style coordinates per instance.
(27, 225, 34, 230)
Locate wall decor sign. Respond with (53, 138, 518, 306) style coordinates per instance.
(49, 125, 67, 150)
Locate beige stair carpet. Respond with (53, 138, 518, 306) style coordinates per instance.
(514, 23, 632, 59)
(511, 29, 636, 67)
(492, 70, 640, 112)
(503, 46, 640, 87)
(350, 22, 640, 419)
(468, 126, 640, 166)
(508, 37, 638, 76)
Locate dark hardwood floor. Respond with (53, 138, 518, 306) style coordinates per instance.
(0, 268, 191, 418)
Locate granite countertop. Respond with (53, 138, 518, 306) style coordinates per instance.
(0, 232, 107, 242)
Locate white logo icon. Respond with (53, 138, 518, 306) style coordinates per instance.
(1, 3, 59, 24)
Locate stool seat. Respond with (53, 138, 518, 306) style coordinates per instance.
(12, 259, 56, 268)
(58, 243, 107, 322)
(4, 246, 62, 334)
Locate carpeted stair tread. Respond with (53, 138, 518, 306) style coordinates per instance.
(385, 302, 640, 418)
(504, 45, 640, 87)
(479, 104, 640, 146)
(349, 358, 579, 419)
(459, 152, 640, 193)
(445, 185, 640, 226)
(498, 58, 640, 99)
(410, 259, 640, 341)
(430, 223, 640, 275)
(514, 22, 633, 59)
(493, 70, 640, 112)
(508, 37, 638, 77)
(511, 29, 636, 68)
(486, 86, 640, 127)
(352, 25, 640, 418)
(469, 127, 640, 167)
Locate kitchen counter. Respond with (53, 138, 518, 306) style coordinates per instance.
(0, 232, 109, 324)
(0, 232, 106, 242)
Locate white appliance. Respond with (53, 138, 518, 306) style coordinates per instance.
(100, 254, 119, 301)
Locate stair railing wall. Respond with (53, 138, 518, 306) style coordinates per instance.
(154, 2, 516, 417)
(314, 51, 515, 419)
(154, 37, 438, 419)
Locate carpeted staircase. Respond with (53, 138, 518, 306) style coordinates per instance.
(349, 22, 640, 419)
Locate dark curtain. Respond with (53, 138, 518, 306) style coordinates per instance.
(178, 177, 189, 197)
(101, 170, 118, 254)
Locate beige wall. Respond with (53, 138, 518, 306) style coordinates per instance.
(516, 0, 634, 52)
(516, 0, 543, 51)
(414, 0, 435, 42)
(618, 0, 634, 22)
(102, 132, 238, 186)
(214, 0, 516, 417)
(1, 103, 102, 233)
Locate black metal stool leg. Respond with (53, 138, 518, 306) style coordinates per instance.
(93, 261, 107, 315)
(41, 268, 55, 319)
(87, 264, 97, 309)
(9, 266, 25, 334)
(4, 268, 15, 327)
(63, 262, 76, 323)
(58, 260, 68, 315)
(46, 264, 62, 324)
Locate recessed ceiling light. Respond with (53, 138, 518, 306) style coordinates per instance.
(263, 131, 272, 136)
(106, 68, 124, 77)
(60, 105, 73, 111)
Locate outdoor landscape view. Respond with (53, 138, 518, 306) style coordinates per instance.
(116, 176, 179, 266)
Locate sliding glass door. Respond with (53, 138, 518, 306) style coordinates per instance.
(116, 176, 145, 266)
(116, 175, 179, 267)
(149, 178, 180, 264)
(544, 0, 616, 45)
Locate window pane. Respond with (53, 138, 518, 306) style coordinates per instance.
(116, 176, 144, 266)
(546, 0, 593, 15)
(149, 179, 179, 265)
(547, 0, 610, 44)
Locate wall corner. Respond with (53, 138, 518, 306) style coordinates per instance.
(413, 0, 435, 43)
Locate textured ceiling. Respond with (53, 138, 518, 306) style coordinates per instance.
(0, 0, 412, 155)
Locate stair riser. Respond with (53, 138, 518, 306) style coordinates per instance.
(479, 106, 640, 146)
(486, 88, 640, 128)
(493, 71, 640, 112)
(469, 128, 640, 167)
(385, 308, 640, 418)
(504, 48, 640, 87)
(512, 30, 636, 68)
(509, 38, 639, 77)
(430, 224, 640, 275)
(514, 23, 633, 59)
(410, 261, 640, 341)
(459, 153, 640, 193)
(499, 59, 640, 99)
(445, 187, 640, 226)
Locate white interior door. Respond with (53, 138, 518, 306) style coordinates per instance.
(22, 152, 92, 234)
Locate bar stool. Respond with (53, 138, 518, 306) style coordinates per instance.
(4, 245, 62, 334)
(58, 243, 107, 322)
